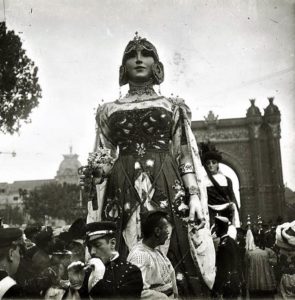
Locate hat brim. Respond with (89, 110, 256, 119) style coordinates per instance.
(87, 230, 115, 242)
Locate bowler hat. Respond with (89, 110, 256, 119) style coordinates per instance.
(35, 229, 53, 247)
(68, 218, 86, 240)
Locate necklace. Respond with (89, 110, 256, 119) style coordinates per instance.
(127, 80, 156, 97)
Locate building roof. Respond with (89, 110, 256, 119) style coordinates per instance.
(8, 179, 55, 193)
(55, 147, 81, 181)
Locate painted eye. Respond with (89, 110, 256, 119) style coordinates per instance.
(141, 49, 153, 57)
(125, 50, 137, 60)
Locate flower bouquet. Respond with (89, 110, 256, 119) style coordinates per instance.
(79, 147, 115, 210)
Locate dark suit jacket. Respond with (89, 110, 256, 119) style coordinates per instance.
(79, 256, 143, 299)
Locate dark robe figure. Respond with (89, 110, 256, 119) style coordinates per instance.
(212, 216, 242, 299)
(200, 142, 240, 229)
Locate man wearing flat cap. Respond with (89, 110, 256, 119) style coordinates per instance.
(75, 221, 143, 299)
(0, 228, 24, 299)
(212, 216, 242, 299)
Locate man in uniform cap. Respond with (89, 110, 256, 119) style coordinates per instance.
(212, 216, 242, 299)
(0, 228, 24, 299)
(71, 221, 143, 299)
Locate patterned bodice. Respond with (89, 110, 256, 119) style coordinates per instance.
(108, 107, 172, 155)
(97, 97, 187, 157)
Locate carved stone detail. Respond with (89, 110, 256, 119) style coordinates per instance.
(268, 123, 281, 138)
(195, 127, 249, 142)
(249, 124, 261, 139)
(204, 111, 219, 125)
(193, 99, 284, 223)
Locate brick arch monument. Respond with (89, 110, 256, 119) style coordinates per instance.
(192, 97, 285, 224)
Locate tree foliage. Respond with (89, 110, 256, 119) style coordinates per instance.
(0, 206, 25, 225)
(23, 182, 87, 223)
(0, 22, 42, 134)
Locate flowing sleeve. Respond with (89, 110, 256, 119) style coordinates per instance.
(170, 98, 216, 289)
(94, 103, 118, 158)
(171, 97, 192, 162)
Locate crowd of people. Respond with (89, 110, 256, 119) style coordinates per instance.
(1, 212, 295, 299)
(1, 34, 294, 299)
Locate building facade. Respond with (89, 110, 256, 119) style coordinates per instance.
(192, 97, 285, 223)
(0, 148, 81, 213)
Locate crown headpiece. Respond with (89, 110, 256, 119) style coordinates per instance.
(122, 32, 159, 64)
(133, 31, 142, 43)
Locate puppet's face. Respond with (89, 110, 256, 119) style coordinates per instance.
(206, 159, 219, 175)
(125, 49, 155, 84)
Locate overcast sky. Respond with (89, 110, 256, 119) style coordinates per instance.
(0, 0, 294, 190)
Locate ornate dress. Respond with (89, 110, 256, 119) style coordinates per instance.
(88, 91, 215, 295)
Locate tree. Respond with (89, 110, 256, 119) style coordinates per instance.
(0, 206, 25, 225)
(23, 182, 87, 224)
(0, 22, 41, 134)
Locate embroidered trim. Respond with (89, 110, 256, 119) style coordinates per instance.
(115, 96, 163, 104)
(187, 185, 200, 196)
(135, 143, 146, 157)
(179, 163, 195, 176)
(103, 195, 122, 222)
(108, 107, 172, 155)
(171, 180, 189, 221)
